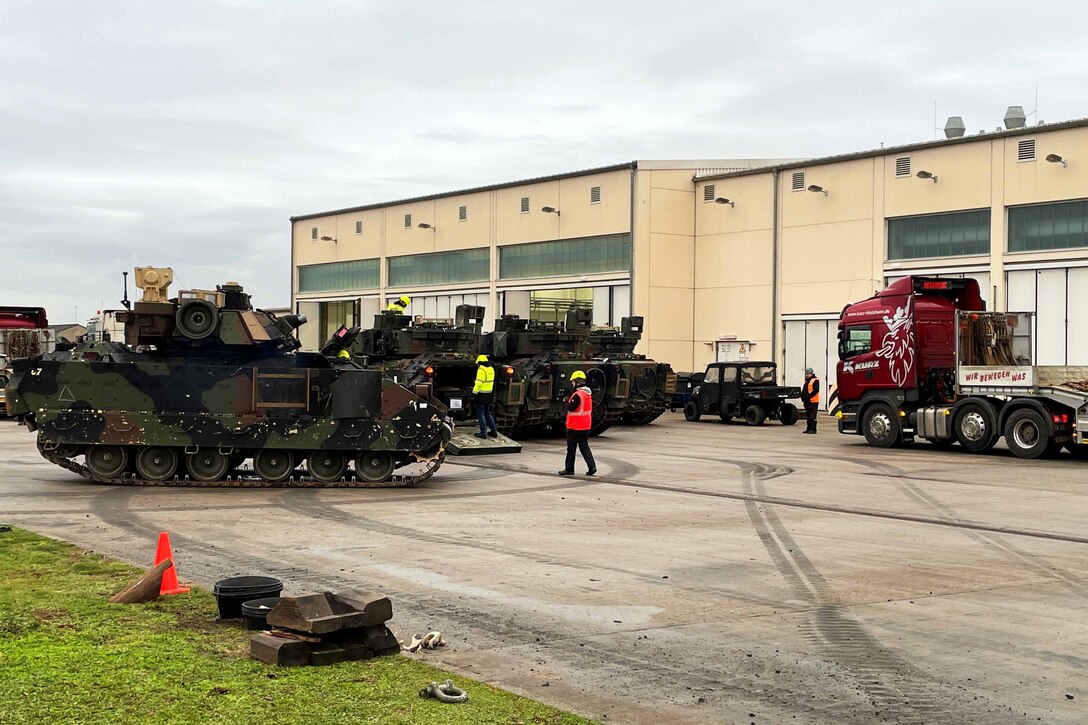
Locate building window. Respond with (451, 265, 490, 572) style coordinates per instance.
(459, 205, 468, 221)
(298, 259, 380, 292)
(590, 186, 602, 204)
(404, 213, 412, 228)
(520, 197, 530, 214)
(529, 288, 593, 324)
(499, 234, 632, 279)
(887, 209, 990, 260)
(1017, 138, 1037, 162)
(895, 157, 911, 177)
(388, 248, 490, 287)
(791, 171, 805, 191)
(1009, 199, 1088, 252)
(355, 221, 363, 234)
(311, 227, 318, 240)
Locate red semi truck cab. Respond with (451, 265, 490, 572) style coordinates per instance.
(836, 276, 1088, 458)
(836, 277, 983, 414)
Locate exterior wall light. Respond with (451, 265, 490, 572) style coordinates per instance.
(1046, 153, 1068, 168)
(713, 197, 735, 207)
(916, 170, 938, 183)
(319, 235, 338, 243)
(418, 223, 436, 231)
(807, 185, 828, 196)
(541, 206, 561, 216)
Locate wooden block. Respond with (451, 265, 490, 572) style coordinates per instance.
(309, 643, 348, 666)
(361, 624, 401, 656)
(250, 633, 311, 667)
(328, 590, 393, 625)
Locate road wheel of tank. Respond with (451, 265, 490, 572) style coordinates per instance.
(136, 447, 178, 482)
(743, 404, 766, 426)
(1003, 408, 1049, 459)
(308, 451, 346, 483)
(684, 401, 702, 421)
(779, 405, 799, 426)
(355, 451, 395, 483)
(187, 450, 229, 482)
(176, 299, 219, 340)
(86, 446, 128, 478)
(953, 402, 998, 453)
(54, 444, 82, 458)
(861, 403, 901, 448)
(254, 450, 294, 483)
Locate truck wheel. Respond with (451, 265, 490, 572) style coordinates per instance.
(779, 405, 799, 426)
(862, 403, 901, 447)
(743, 404, 766, 426)
(953, 402, 998, 453)
(1003, 408, 1049, 459)
(684, 401, 702, 422)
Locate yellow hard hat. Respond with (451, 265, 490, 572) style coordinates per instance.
(476, 354, 488, 363)
(337, 349, 351, 359)
(570, 370, 586, 380)
(399, 295, 411, 306)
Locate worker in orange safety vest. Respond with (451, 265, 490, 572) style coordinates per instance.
(558, 370, 597, 476)
(802, 367, 820, 434)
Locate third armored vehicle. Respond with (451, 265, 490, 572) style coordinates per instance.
(582, 316, 677, 426)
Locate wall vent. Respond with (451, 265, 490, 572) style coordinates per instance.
(520, 197, 530, 213)
(311, 227, 318, 240)
(355, 221, 363, 234)
(404, 213, 412, 228)
(458, 205, 468, 221)
(703, 184, 716, 202)
(895, 156, 911, 177)
(1017, 138, 1036, 162)
(791, 171, 805, 191)
(590, 186, 602, 204)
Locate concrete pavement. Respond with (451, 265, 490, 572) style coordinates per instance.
(2, 413, 1086, 723)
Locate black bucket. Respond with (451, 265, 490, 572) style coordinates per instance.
(212, 576, 283, 620)
(241, 597, 282, 630)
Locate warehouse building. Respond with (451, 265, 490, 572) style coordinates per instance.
(291, 113, 1088, 407)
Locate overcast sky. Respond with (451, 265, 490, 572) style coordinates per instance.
(2, 1, 1085, 324)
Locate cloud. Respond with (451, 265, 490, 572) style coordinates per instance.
(1, 0, 1086, 321)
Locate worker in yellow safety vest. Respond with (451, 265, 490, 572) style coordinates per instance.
(802, 367, 820, 434)
(473, 354, 498, 439)
(387, 295, 411, 313)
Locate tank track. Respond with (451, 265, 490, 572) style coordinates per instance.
(622, 400, 668, 425)
(38, 443, 446, 489)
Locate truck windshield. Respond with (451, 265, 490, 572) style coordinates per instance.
(839, 325, 871, 360)
(740, 366, 776, 385)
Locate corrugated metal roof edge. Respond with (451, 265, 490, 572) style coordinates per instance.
(290, 162, 637, 222)
(694, 117, 1088, 182)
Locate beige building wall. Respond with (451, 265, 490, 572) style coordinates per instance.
(692, 121, 1088, 374)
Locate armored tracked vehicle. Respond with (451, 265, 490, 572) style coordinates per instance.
(350, 304, 520, 454)
(483, 309, 611, 435)
(4, 268, 452, 486)
(582, 316, 676, 426)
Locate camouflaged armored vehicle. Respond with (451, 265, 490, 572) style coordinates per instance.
(350, 304, 520, 454)
(482, 309, 611, 435)
(483, 310, 676, 435)
(582, 316, 677, 426)
(4, 267, 452, 486)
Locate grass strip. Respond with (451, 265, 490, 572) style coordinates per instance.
(0, 527, 593, 724)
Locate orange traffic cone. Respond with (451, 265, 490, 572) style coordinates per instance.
(153, 531, 190, 596)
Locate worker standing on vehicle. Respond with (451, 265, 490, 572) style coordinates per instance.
(802, 367, 820, 434)
(559, 370, 597, 476)
(473, 354, 498, 439)
(387, 295, 411, 313)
